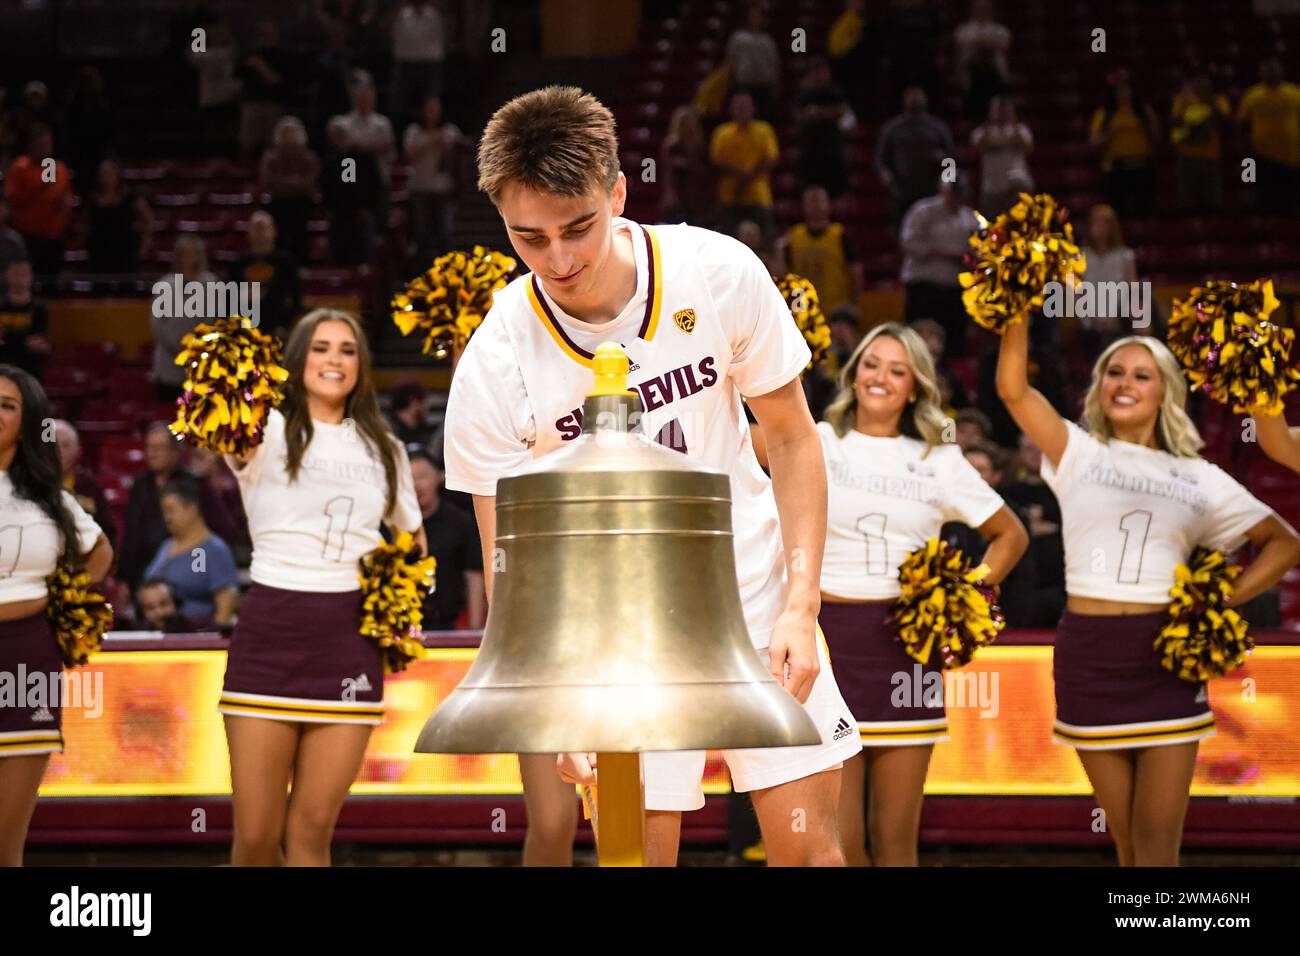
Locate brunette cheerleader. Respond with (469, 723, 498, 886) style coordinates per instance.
(0, 366, 111, 866)
(818, 324, 1028, 866)
(220, 309, 424, 866)
(997, 317, 1300, 865)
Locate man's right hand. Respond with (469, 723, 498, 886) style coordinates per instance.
(556, 752, 598, 786)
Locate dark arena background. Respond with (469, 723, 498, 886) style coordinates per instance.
(1, 0, 1299, 885)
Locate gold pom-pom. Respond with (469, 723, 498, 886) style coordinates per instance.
(1167, 279, 1298, 415)
(958, 192, 1086, 334)
(885, 538, 1005, 668)
(170, 316, 289, 455)
(391, 247, 517, 358)
(775, 273, 830, 370)
(1156, 547, 1252, 681)
(358, 530, 437, 674)
(45, 563, 114, 668)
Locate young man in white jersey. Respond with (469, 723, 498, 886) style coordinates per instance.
(443, 86, 861, 866)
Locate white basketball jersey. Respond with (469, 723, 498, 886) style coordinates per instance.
(444, 218, 811, 648)
(817, 423, 1005, 600)
(0, 472, 103, 602)
(1043, 420, 1274, 603)
(231, 408, 422, 592)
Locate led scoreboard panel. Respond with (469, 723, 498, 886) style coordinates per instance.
(35, 640, 1300, 799)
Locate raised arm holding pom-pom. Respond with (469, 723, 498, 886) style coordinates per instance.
(1254, 408, 1300, 475)
(995, 315, 1067, 467)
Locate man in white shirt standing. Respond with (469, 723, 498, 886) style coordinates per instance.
(390, 0, 447, 132)
(443, 86, 861, 867)
(900, 176, 980, 353)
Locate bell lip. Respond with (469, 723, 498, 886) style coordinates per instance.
(413, 683, 823, 754)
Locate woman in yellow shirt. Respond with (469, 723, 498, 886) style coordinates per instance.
(1090, 71, 1160, 217)
(1170, 74, 1231, 214)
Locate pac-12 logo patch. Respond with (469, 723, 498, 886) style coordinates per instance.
(673, 308, 696, 334)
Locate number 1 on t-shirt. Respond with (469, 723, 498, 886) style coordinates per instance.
(322, 496, 355, 561)
(856, 513, 889, 576)
(1116, 509, 1152, 584)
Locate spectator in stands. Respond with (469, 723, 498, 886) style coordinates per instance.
(404, 95, 467, 265)
(882, 0, 940, 114)
(119, 423, 194, 595)
(953, 0, 1011, 120)
(3, 124, 74, 278)
(11, 81, 59, 156)
(692, 58, 733, 124)
(259, 116, 320, 265)
(736, 219, 783, 276)
(188, 18, 241, 153)
(142, 476, 239, 628)
(954, 407, 993, 450)
(390, 0, 447, 133)
(875, 86, 954, 221)
(796, 57, 850, 199)
(62, 65, 115, 191)
(229, 211, 301, 339)
(828, 0, 871, 122)
(971, 94, 1033, 215)
(709, 91, 779, 238)
(136, 578, 196, 633)
(1090, 69, 1159, 218)
(410, 448, 486, 630)
(335, 69, 396, 190)
(0, 260, 50, 375)
(0, 198, 26, 296)
(827, 304, 860, 377)
(1076, 203, 1141, 351)
(152, 234, 216, 403)
(996, 433, 1066, 627)
(54, 419, 117, 547)
(85, 158, 156, 275)
(909, 317, 969, 414)
(659, 105, 716, 227)
(322, 116, 383, 266)
(1170, 74, 1231, 214)
(775, 185, 863, 315)
(237, 17, 291, 161)
(1236, 58, 1300, 214)
(387, 379, 437, 447)
(900, 176, 979, 352)
(725, 2, 781, 120)
(186, 445, 251, 568)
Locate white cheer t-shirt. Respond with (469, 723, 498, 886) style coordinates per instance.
(230, 408, 421, 592)
(817, 423, 1005, 600)
(0, 471, 103, 603)
(1043, 420, 1274, 603)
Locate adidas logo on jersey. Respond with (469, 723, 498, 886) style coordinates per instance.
(31, 706, 54, 723)
(832, 717, 853, 741)
(618, 343, 640, 372)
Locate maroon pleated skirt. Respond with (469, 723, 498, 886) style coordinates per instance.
(0, 611, 64, 757)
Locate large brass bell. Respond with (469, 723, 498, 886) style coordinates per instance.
(415, 342, 819, 756)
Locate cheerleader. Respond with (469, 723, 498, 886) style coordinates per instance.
(220, 309, 424, 866)
(1253, 408, 1300, 474)
(818, 324, 1028, 866)
(997, 317, 1300, 866)
(0, 366, 111, 866)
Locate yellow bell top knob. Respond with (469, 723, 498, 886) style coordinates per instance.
(590, 341, 635, 397)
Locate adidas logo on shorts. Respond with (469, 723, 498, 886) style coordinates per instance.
(832, 717, 853, 741)
(31, 706, 54, 723)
